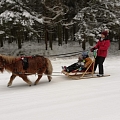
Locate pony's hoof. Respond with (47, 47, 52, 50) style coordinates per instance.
(7, 84, 11, 87)
(34, 82, 38, 85)
(34, 83, 38, 85)
(49, 80, 51, 82)
(29, 85, 32, 87)
(7, 85, 12, 88)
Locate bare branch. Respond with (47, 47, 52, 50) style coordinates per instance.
(41, 0, 69, 25)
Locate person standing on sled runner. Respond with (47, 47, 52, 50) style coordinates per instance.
(62, 51, 92, 73)
(91, 31, 110, 77)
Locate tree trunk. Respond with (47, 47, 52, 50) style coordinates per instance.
(82, 34, 86, 50)
(73, 25, 76, 41)
(58, 23, 62, 46)
(18, 38, 22, 49)
(64, 28, 68, 44)
(119, 36, 120, 50)
(17, 30, 22, 49)
(49, 33, 53, 50)
(45, 26, 48, 50)
(62, 26, 65, 41)
(82, 40, 86, 50)
(0, 34, 3, 47)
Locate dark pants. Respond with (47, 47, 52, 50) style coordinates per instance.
(67, 63, 80, 72)
(94, 56, 105, 74)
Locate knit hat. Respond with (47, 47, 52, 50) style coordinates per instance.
(101, 31, 108, 37)
(82, 51, 88, 57)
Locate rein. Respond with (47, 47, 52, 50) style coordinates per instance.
(13, 72, 63, 76)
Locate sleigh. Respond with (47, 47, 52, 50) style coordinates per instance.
(62, 60, 110, 80)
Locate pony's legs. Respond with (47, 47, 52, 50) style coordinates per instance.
(19, 75, 32, 86)
(34, 75, 42, 85)
(7, 74, 17, 87)
(45, 58, 53, 82)
(47, 75, 52, 82)
(34, 75, 52, 85)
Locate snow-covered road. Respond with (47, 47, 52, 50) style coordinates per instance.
(0, 56, 120, 120)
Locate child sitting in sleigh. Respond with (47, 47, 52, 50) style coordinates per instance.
(62, 51, 93, 73)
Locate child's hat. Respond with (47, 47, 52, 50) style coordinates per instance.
(82, 51, 88, 57)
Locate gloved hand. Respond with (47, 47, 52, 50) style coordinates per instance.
(90, 48, 95, 52)
(78, 67, 82, 71)
(78, 66, 85, 71)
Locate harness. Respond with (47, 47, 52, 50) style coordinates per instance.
(21, 57, 29, 70)
(20, 55, 39, 70)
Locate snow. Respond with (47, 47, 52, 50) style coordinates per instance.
(0, 10, 14, 18)
(0, 55, 120, 120)
(6, 0, 15, 4)
(0, 4, 43, 25)
(0, 1, 120, 119)
(0, 41, 85, 56)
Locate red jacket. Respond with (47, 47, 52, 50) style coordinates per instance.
(93, 39, 110, 57)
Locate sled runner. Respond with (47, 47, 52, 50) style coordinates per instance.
(62, 70, 110, 80)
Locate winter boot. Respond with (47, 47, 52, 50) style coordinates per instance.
(97, 74, 103, 77)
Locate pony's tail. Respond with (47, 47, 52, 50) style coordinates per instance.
(45, 58, 53, 79)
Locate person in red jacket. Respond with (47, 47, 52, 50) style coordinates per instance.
(91, 31, 110, 77)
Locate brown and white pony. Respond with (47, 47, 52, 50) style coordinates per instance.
(0, 54, 53, 87)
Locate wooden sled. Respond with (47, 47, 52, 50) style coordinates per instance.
(62, 70, 110, 80)
(62, 59, 110, 80)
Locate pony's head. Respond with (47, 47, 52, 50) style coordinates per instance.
(0, 55, 5, 73)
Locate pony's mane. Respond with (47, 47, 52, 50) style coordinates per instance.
(0, 54, 17, 64)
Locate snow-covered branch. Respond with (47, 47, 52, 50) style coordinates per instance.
(41, 0, 69, 25)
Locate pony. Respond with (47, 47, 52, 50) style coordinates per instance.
(0, 54, 53, 87)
